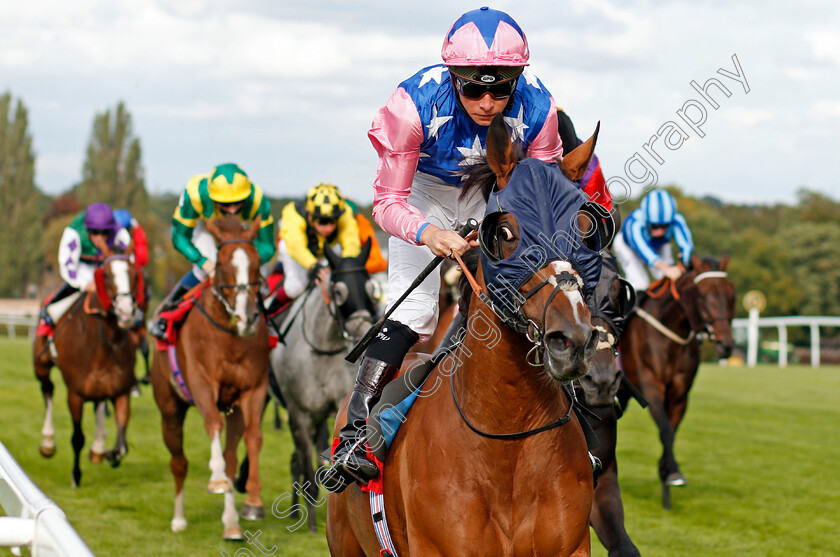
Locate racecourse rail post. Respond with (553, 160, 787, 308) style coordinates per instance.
(345, 218, 478, 363)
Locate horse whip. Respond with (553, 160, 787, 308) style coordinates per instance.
(345, 218, 478, 363)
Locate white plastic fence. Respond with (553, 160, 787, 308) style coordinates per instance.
(0, 441, 94, 556)
(0, 315, 38, 340)
(731, 315, 840, 368)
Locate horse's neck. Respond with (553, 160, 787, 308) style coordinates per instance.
(642, 291, 691, 334)
(454, 305, 568, 427)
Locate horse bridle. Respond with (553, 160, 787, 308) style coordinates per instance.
(300, 265, 372, 355)
(460, 254, 587, 367)
(95, 254, 142, 316)
(637, 270, 731, 344)
(209, 239, 262, 329)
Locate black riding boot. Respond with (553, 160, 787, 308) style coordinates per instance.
(150, 282, 191, 339)
(332, 357, 399, 483)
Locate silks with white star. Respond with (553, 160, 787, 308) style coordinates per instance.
(368, 64, 563, 246)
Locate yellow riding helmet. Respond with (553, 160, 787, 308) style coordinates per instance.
(305, 183, 345, 220)
(207, 163, 252, 203)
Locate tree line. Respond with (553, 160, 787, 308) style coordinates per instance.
(1, 92, 838, 322)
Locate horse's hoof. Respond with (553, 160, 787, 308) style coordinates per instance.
(666, 472, 687, 486)
(39, 444, 55, 458)
(131, 385, 142, 398)
(240, 504, 265, 521)
(171, 518, 187, 532)
(207, 478, 233, 494)
(105, 452, 124, 468)
(223, 526, 243, 541)
(89, 450, 105, 464)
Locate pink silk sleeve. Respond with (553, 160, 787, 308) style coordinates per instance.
(369, 88, 428, 245)
(525, 96, 564, 162)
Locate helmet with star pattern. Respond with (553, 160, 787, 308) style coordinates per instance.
(305, 183, 345, 221)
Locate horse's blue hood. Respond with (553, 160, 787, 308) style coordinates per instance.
(480, 158, 603, 306)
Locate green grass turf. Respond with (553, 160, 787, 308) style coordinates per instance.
(1, 336, 838, 556)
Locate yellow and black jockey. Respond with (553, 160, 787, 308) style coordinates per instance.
(272, 183, 361, 308)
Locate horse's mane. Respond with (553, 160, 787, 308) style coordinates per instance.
(212, 215, 249, 236)
(456, 247, 481, 317)
(458, 142, 526, 203)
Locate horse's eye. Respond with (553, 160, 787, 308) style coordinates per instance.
(500, 226, 514, 242)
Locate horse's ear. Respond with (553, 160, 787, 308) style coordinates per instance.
(486, 114, 517, 190)
(689, 254, 703, 271)
(244, 214, 262, 242)
(205, 219, 223, 242)
(560, 122, 599, 182)
(358, 237, 372, 265)
(720, 254, 729, 271)
(323, 244, 341, 269)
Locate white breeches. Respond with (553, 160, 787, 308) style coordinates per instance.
(613, 232, 674, 292)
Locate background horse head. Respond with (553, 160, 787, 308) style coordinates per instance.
(269, 240, 378, 532)
(620, 253, 736, 508)
(150, 213, 270, 540)
(33, 244, 141, 486)
(328, 114, 604, 556)
(205, 215, 264, 337)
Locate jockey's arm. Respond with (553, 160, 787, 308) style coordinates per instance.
(171, 185, 209, 266)
(57, 227, 85, 289)
(132, 223, 149, 267)
(524, 96, 564, 162)
(248, 191, 276, 264)
(336, 209, 361, 258)
(369, 87, 427, 246)
(671, 213, 695, 266)
(280, 202, 319, 270)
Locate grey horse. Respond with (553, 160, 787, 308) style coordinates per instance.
(271, 240, 378, 532)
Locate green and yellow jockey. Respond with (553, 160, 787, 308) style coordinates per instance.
(172, 163, 275, 267)
(151, 163, 276, 339)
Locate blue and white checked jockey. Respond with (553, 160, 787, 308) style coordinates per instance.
(613, 189, 694, 291)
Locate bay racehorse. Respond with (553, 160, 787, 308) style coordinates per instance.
(244, 239, 378, 532)
(619, 255, 735, 509)
(574, 263, 641, 557)
(150, 215, 270, 539)
(327, 115, 604, 556)
(33, 246, 143, 486)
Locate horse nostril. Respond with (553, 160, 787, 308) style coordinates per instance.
(545, 331, 570, 352)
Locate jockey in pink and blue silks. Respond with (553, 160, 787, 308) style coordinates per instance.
(330, 7, 568, 486)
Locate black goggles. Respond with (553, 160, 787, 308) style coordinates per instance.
(315, 216, 337, 226)
(454, 75, 517, 100)
(648, 223, 669, 231)
(88, 228, 111, 236)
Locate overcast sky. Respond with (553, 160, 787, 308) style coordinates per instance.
(2, 0, 837, 205)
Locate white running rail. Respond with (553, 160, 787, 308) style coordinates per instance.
(0, 315, 38, 339)
(731, 316, 840, 368)
(0, 441, 94, 556)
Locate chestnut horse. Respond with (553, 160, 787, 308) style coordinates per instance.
(33, 247, 142, 486)
(327, 116, 604, 556)
(619, 255, 735, 509)
(150, 215, 270, 539)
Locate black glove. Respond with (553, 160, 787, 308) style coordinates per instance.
(308, 262, 326, 281)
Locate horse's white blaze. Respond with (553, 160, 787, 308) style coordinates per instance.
(110, 260, 134, 321)
(232, 248, 249, 333)
(208, 430, 227, 484)
(41, 395, 54, 447)
(91, 402, 107, 455)
(564, 289, 588, 329)
(171, 490, 187, 532)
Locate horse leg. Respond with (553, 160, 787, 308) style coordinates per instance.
(235, 393, 270, 493)
(286, 405, 319, 530)
(68, 393, 85, 487)
(161, 403, 189, 532)
(646, 390, 680, 509)
(138, 334, 151, 384)
(589, 409, 641, 557)
(663, 391, 690, 488)
(240, 386, 267, 522)
(316, 421, 331, 467)
(34, 358, 56, 458)
(105, 394, 130, 467)
(89, 402, 107, 464)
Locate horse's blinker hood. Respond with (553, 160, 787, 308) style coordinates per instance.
(479, 158, 603, 306)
